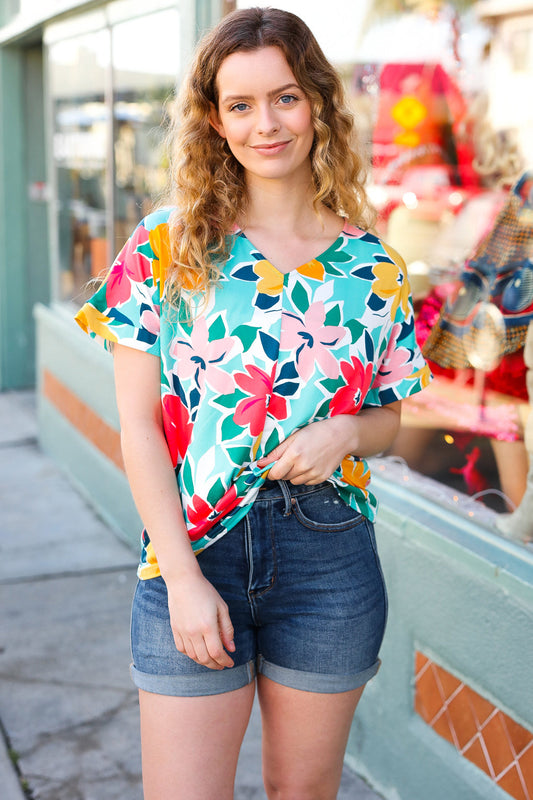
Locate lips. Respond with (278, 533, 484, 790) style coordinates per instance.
(250, 140, 291, 154)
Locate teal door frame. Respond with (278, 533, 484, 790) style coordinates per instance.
(0, 41, 50, 390)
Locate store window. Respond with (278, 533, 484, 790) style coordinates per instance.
(48, 5, 180, 304)
(49, 29, 110, 303)
(352, 5, 533, 536)
(112, 11, 180, 251)
(235, 1, 533, 537)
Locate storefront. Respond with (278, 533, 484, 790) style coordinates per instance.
(2, 1, 532, 798)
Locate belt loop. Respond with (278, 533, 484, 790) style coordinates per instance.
(279, 479, 293, 516)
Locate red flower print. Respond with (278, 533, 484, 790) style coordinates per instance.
(233, 364, 286, 435)
(161, 393, 193, 466)
(329, 356, 374, 416)
(186, 484, 239, 541)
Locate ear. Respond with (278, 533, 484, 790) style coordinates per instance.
(208, 103, 226, 138)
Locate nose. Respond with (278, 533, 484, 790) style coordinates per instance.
(256, 103, 280, 136)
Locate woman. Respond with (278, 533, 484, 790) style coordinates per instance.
(76, 7, 431, 799)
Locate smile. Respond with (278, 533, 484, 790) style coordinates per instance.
(250, 141, 291, 154)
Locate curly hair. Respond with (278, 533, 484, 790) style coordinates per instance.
(164, 6, 376, 298)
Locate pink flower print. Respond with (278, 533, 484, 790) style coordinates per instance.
(282, 302, 345, 380)
(140, 308, 160, 336)
(375, 323, 414, 386)
(330, 356, 374, 416)
(172, 317, 235, 394)
(233, 364, 286, 435)
(105, 227, 154, 306)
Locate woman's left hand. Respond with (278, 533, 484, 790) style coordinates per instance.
(256, 416, 355, 484)
(256, 402, 402, 484)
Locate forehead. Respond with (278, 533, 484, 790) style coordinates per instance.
(215, 46, 297, 97)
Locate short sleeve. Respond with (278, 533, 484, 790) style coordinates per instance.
(364, 246, 432, 407)
(74, 218, 161, 356)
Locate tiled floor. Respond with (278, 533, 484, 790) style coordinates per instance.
(414, 651, 533, 800)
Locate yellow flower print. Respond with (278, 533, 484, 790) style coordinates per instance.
(298, 259, 325, 281)
(410, 363, 432, 388)
(254, 260, 284, 295)
(75, 306, 118, 342)
(148, 223, 171, 292)
(373, 243, 410, 320)
(340, 456, 371, 497)
(140, 540, 162, 579)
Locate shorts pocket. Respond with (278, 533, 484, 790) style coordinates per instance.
(291, 486, 364, 532)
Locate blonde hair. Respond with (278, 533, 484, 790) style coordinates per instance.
(165, 6, 376, 298)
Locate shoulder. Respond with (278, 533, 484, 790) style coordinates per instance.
(132, 207, 177, 278)
(342, 224, 407, 272)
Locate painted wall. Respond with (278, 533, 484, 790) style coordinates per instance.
(346, 477, 533, 800)
(35, 303, 142, 548)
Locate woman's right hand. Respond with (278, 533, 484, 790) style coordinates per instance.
(166, 572, 236, 670)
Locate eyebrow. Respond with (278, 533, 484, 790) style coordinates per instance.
(220, 83, 301, 104)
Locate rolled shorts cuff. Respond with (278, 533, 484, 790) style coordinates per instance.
(130, 660, 256, 697)
(256, 655, 381, 694)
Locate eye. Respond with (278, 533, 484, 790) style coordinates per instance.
(229, 102, 250, 112)
(278, 94, 298, 105)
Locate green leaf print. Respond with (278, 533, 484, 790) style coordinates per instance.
(135, 241, 155, 260)
(207, 476, 225, 508)
(263, 427, 280, 454)
(213, 389, 247, 409)
(226, 445, 252, 466)
(232, 324, 259, 351)
(208, 314, 227, 340)
(345, 318, 365, 342)
(221, 413, 243, 442)
(320, 377, 343, 394)
(291, 281, 310, 313)
(181, 458, 194, 495)
(324, 305, 341, 327)
(322, 242, 353, 263)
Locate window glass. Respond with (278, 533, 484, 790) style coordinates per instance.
(48, 8, 180, 304)
(49, 30, 110, 303)
(351, 7, 533, 529)
(112, 9, 180, 249)
(236, 1, 533, 532)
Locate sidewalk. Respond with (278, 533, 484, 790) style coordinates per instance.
(0, 390, 383, 800)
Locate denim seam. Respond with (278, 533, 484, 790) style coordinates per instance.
(291, 495, 364, 532)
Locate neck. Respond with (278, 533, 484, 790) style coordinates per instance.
(242, 170, 322, 235)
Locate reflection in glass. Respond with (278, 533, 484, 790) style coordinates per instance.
(49, 30, 110, 302)
(112, 10, 180, 251)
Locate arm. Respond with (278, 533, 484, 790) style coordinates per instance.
(257, 401, 402, 484)
(113, 343, 235, 669)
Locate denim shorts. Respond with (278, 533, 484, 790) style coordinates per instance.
(130, 479, 388, 696)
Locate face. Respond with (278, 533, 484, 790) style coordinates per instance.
(209, 46, 315, 186)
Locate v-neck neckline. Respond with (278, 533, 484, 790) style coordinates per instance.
(233, 219, 348, 276)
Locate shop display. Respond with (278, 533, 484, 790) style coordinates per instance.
(355, 48, 531, 524)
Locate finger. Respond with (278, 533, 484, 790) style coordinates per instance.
(173, 632, 186, 653)
(218, 605, 236, 653)
(257, 439, 291, 467)
(203, 631, 234, 668)
(191, 638, 225, 670)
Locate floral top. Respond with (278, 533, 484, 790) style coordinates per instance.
(75, 207, 431, 579)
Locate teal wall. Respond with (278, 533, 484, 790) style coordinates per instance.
(0, 44, 50, 390)
(345, 477, 533, 800)
(35, 303, 142, 548)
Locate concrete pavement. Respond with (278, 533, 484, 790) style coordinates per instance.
(0, 390, 383, 799)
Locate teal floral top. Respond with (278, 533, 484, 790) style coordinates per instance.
(76, 208, 431, 579)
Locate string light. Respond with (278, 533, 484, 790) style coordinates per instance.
(369, 455, 517, 530)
